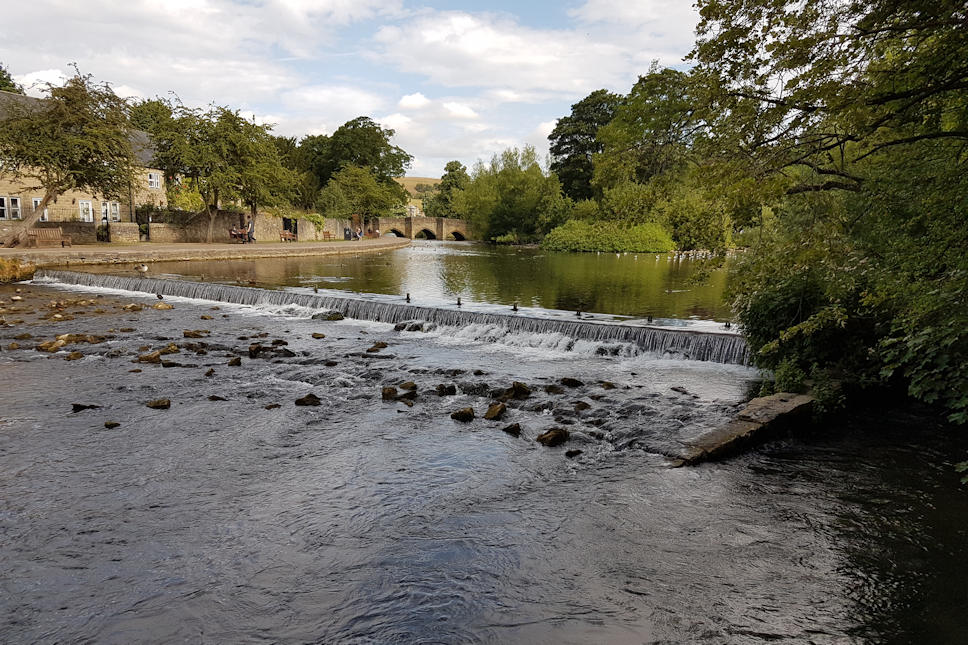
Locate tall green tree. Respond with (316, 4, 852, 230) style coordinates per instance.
(0, 72, 135, 247)
(422, 160, 470, 218)
(316, 165, 403, 222)
(693, 0, 968, 421)
(548, 89, 621, 201)
(0, 63, 24, 94)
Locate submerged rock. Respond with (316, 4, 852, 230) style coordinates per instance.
(565, 449, 583, 459)
(104, 421, 121, 429)
(501, 422, 522, 437)
(311, 333, 326, 339)
(544, 384, 565, 395)
(294, 393, 322, 406)
(450, 407, 475, 423)
(227, 357, 242, 367)
(71, 403, 101, 413)
(399, 381, 418, 391)
(146, 399, 171, 410)
(436, 383, 457, 396)
(560, 377, 584, 388)
(65, 351, 84, 361)
(183, 330, 209, 338)
(382, 387, 399, 401)
(265, 403, 281, 410)
(312, 310, 344, 321)
(536, 427, 569, 447)
(152, 302, 174, 310)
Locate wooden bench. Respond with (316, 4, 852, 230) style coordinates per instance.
(26, 227, 72, 248)
(321, 231, 334, 240)
(280, 230, 297, 242)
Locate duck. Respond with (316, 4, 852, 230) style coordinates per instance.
(136, 263, 148, 274)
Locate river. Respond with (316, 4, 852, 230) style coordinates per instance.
(1, 246, 966, 643)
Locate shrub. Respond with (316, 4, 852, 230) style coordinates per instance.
(541, 219, 674, 253)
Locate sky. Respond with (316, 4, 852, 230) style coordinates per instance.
(1, 0, 699, 178)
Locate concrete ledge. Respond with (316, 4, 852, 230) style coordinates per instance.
(674, 393, 815, 466)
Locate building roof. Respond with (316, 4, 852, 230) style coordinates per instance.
(0, 89, 158, 168)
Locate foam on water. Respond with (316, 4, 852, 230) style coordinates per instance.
(34, 269, 750, 365)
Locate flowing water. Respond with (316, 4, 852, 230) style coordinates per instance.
(2, 259, 967, 643)
(79, 241, 734, 322)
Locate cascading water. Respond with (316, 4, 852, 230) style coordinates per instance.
(34, 269, 749, 365)
(35, 269, 749, 365)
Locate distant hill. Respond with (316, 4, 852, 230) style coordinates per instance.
(395, 176, 440, 197)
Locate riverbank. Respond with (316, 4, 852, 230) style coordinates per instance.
(0, 236, 411, 268)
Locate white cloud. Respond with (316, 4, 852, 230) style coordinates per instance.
(399, 92, 431, 109)
(443, 101, 479, 119)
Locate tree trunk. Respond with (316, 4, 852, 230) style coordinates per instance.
(0, 192, 55, 248)
(205, 190, 218, 243)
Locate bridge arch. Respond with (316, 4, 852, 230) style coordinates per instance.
(415, 228, 437, 240)
(447, 230, 466, 241)
(386, 228, 406, 237)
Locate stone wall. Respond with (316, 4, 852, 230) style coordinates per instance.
(143, 212, 353, 244)
(108, 222, 140, 244)
(147, 223, 186, 243)
(35, 221, 98, 245)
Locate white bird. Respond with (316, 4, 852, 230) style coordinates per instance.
(136, 264, 148, 274)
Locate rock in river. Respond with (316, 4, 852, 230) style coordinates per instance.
(146, 399, 171, 410)
(450, 407, 475, 423)
(536, 427, 569, 447)
(295, 393, 322, 406)
(484, 402, 507, 421)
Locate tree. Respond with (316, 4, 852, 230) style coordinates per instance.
(548, 89, 621, 201)
(316, 165, 403, 222)
(423, 160, 470, 218)
(0, 63, 24, 95)
(303, 116, 412, 202)
(0, 72, 135, 247)
(693, 0, 968, 422)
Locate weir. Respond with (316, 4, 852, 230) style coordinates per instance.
(35, 270, 750, 365)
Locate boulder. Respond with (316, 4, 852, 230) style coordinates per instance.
(536, 427, 569, 447)
(484, 402, 507, 421)
(397, 389, 418, 401)
(565, 449, 583, 459)
(137, 350, 163, 364)
(458, 382, 490, 397)
(152, 302, 174, 310)
(208, 395, 228, 401)
(248, 344, 264, 358)
(574, 401, 591, 411)
(560, 377, 584, 388)
(436, 384, 457, 396)
(382, 387, 399, 401)
(294, 393, 322, 406)
(312, 310, 344, 321)
(271, 339, 288, 346)
(205, 368, 215, 377)
(508, 381, 531, 400)
(200, 315, 213, 320)
(501, 422, 522, 437)
(399, 381, 418, 391)
(71, 403, 101, 413)
(104, 421, 121, 429)
(146, 399, 171, 410)
(450, 407, 475, 423)
(65, 351, 84, 361)
(265, 403, 281, 410)
(311, 333, 326, 339)
(600, 381, 616, 390)
(544, 384, 565, 395)
(227, 357, 242, 367)
(183, 330, 209, 338)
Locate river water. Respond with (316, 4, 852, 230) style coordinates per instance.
(81, 241, 734, 322)
(2, 251, 967, 643)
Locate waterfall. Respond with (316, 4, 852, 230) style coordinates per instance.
(35, 270, 750, 365)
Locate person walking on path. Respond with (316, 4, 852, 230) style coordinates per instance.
(246, 217, 256, 243)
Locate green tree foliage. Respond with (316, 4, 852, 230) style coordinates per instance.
(0, 72, 135, 246)
(541, 219, 674, 253)
(301, 116, 412, 201)
(0, 63, 24, 94)
(422, 160, 470, 218)
(462, 146, 570, 242)
(316, 165, 403, 222)
(694, 0, 968, 422)
(548, 89, 621, 200)
(144, 101, 294, 242)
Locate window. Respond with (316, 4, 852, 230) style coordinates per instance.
(9, 197, 21, 219)
(111, 202, 120, 221)
(148, 172, 161, 189)
(0, 197, 6, 219)
(32, 197, 48, 222)
(78, 200, 93, 222)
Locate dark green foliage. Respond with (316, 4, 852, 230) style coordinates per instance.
(541, 219, 674, 253)
(0, 63, 23, 94)
(548, 89, 621, 200)
(423, 161, 469, 218)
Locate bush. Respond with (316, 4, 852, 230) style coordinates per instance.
(541, 219, 675, 253)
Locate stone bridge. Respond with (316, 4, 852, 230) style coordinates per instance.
(372, 216, 470, 240)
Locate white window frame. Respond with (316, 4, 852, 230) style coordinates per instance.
(9, 197, 21, 219)
(148, 172, 161, 189)
(78, 200, 93, 222)
(0, 197, 6, 220)
(32, 197, 48, 222)
(110, 202, 120, 221)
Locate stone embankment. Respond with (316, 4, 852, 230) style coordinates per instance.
(0, 237, 411, 268)
(673, 393, 816, 466)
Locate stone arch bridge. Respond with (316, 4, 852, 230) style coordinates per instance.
(372, 216, 471, 241)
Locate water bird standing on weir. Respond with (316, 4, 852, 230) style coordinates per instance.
(512, 302, 518, 312)
(457, 297, 462, 307)
(647, 315, 653, 323)
(406, 293, 410, 303)
(136, 263, 148, 275)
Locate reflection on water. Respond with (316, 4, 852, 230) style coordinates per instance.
(86, 241, 733, 321)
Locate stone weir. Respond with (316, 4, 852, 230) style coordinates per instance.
(35, 270, 750, 365)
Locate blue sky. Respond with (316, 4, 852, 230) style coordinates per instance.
(1, 0, 698, 177)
